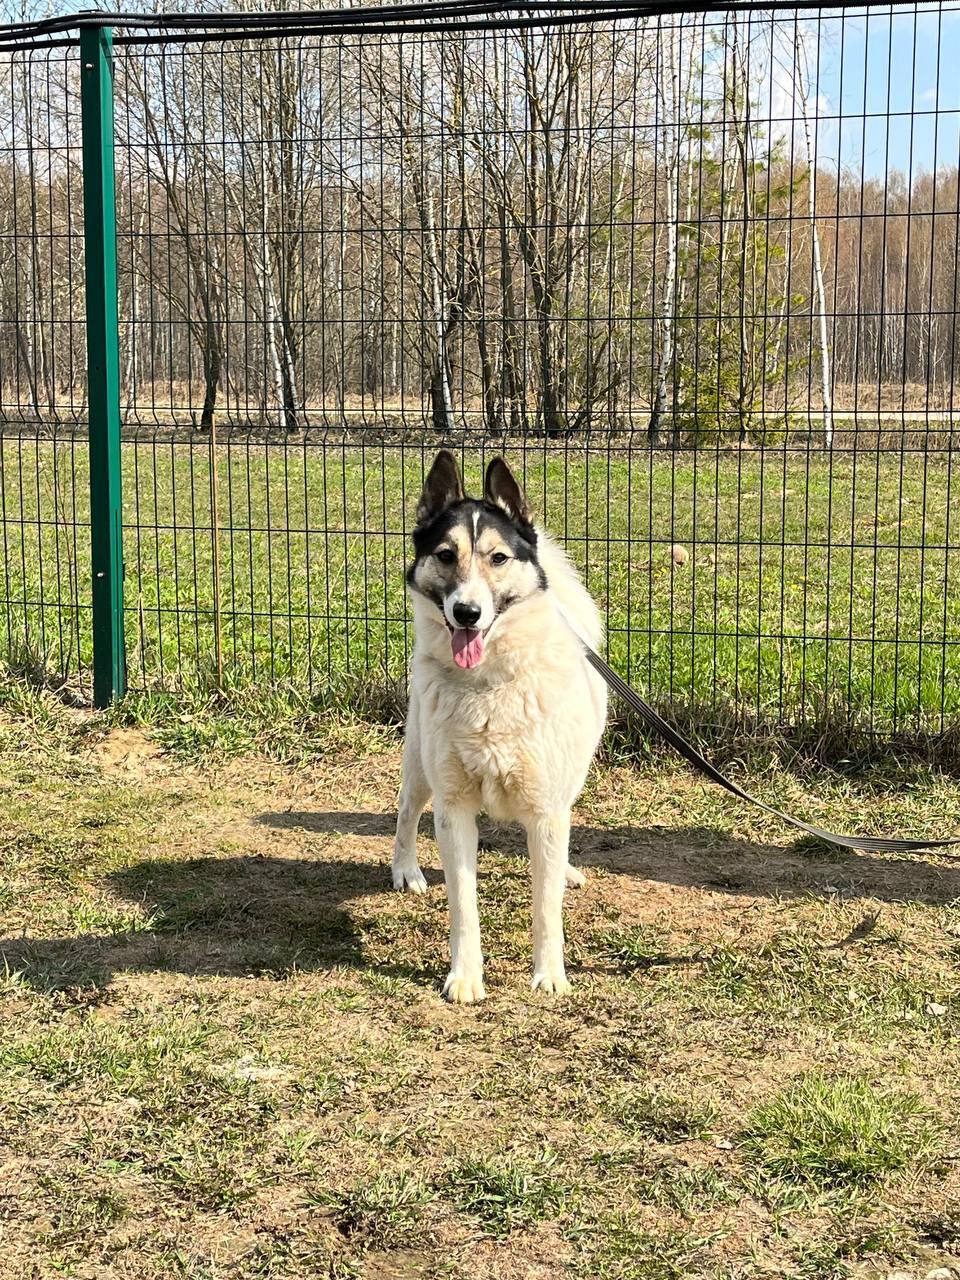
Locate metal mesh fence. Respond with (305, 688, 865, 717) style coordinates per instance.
(0, 44, 89, 689)
(1, 2, 959, 754)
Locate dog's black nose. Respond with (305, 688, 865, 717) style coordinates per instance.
(452, 601, 482, 627)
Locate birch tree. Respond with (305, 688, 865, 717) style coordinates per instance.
(648, 19, 683, 446)
(793, 24, 833, 447)
(120, 53, 226, 431)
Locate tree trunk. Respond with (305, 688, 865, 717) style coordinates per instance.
(500, 225, 523, 433)
(648, 22, 681, 447)
(22, 60, 52, 417)
(421, 186, 455, 434)
(732, 19, 754, 442)
(463, 218, 498, 435)
(263, 271, 285, 430)
(123, 204, 146, 416)
(279, 315, 300, 433)
(200, 337, 221, 433)
(796, 28, 833, 449)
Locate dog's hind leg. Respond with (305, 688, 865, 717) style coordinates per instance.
(565, 864, 586, 889)
(527, 810, 573, 995)
(393, 722, 431, 894)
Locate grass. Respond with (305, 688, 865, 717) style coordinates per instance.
(3, 436, 960, 761)
(572, 1216, 717, 1280)
(2, 680, 960, 1277)
(321, 1169, 434, 1250)
(608, 1086, 719, 1143)
(740, 1073, 943, 1191)
(632, 1165, 737, 1218)
(445, 1150, 567, 1235)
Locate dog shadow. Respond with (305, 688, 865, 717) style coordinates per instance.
(259, 808, 960, 907)
(3, 807, 956, 999)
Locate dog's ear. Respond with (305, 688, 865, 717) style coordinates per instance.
(416, 450, 464, 525)
(484, 457, 531, 524)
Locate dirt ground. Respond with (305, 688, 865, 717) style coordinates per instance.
(2, 709, 960, 1279)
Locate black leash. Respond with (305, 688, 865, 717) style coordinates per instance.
(583, 646, 960, 856)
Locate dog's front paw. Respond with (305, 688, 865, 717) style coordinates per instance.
(442, 968, 486, 1004)
(392, 860, 428, 894)
(565, 864, 586, 889)
(532, 968, 573, 996)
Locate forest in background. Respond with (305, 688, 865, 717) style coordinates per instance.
(3, 5, 960, 444)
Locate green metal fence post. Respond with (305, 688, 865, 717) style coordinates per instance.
(80, 24, 125, 706)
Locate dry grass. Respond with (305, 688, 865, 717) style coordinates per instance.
(2, 685, 960, 1278)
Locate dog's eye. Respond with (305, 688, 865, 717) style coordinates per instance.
(435, 548, 456, 565)
(490, 552, 510, 567)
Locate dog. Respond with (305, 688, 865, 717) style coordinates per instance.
(392, 450, 608, 1002)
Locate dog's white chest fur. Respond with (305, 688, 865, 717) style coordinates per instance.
(420, 665, 567, 821)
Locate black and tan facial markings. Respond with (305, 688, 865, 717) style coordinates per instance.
(407, 451, 547, 667)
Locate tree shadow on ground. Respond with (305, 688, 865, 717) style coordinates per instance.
(0, 851, 441, 999)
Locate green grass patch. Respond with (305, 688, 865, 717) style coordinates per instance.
(595, 925, 682, 972)
(320, 1170, 433, 1251)
(0, 1015, 217, 1090)
(445, 1149, 567, 1235)
(5, 441, 960, 759)
(792, 1218, 908, 1279)
(632, 1164, 737, 1217)
(571, 1214, 715, 1280)
(699, 934, 960, 1037)
(740, 1073, 943, 1190)
(609, 1086, 719, 1143)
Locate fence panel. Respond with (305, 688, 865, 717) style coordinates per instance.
(1, 4, 958, 756)
(0, 42, 90, 696)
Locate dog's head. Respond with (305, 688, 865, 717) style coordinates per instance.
(406, 450, 547, 670)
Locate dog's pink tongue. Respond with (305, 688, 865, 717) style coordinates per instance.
(451, 627, 485, 669)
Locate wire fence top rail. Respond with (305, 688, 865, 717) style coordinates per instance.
(0, 0, 953, 50)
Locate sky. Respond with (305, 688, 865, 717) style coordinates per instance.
(749, 3, 960, 180)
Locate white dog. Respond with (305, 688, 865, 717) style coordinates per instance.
(392, 450, 607, 1002)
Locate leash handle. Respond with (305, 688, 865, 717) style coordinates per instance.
(580, 645, 960, 857)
